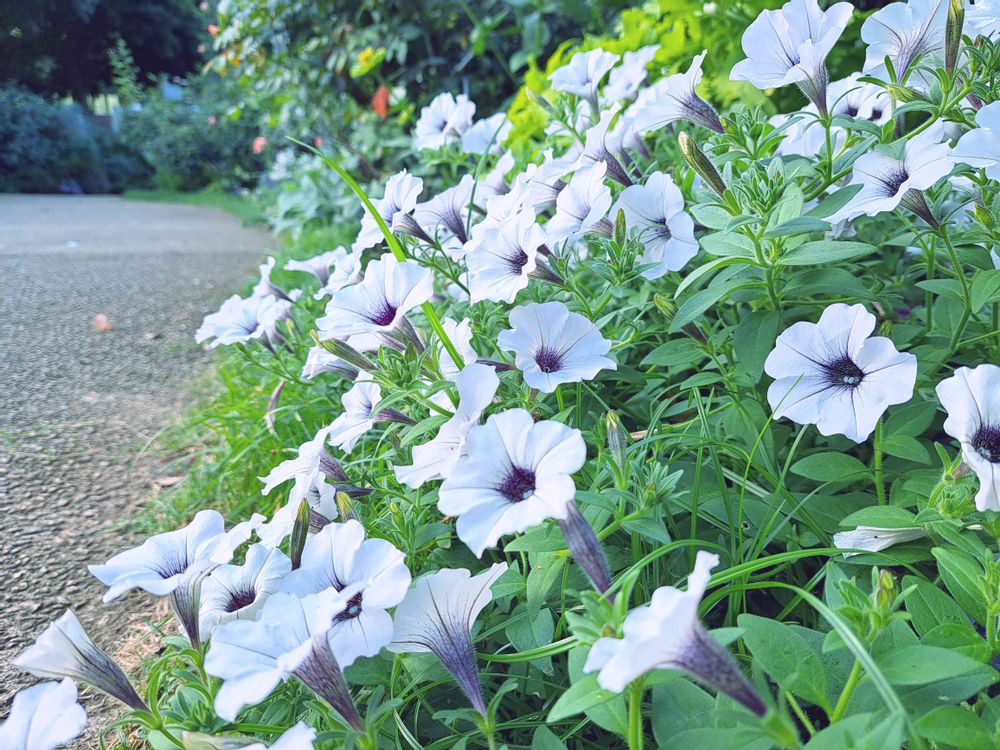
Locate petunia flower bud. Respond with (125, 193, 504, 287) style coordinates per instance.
(558, 500, 613, 594)
(605, 410, 629, 474)
(945, 0, 965, 77)
(290, 500, 310, 570)
(679, 132, 727, 198)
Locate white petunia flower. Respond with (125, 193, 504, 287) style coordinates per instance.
(577, 107, 634, 186)
(395, 363, 499, 488)
(968, 0, 1000, 37)
(88, 509, 252, 647)
(278, 520, 411, 668)
(301, 346, 357, 380)
(545, 162, 613, 245)
(413, 92, 476, 152)
(549, 49, 620, 101)
(327, 378, 413, 454)
(195, 294, 287, 349)
(317, 254, 433, 340)
(285, 249, 347, 285)
(583, 551, 765, 715)
(765, 303, 917, 443)
(602, 45, 659, 105)
(833, 526, 927, 557)
(353, 170, 425, 253)
(730, 0, 853, 115)
(631, 51, 724, 135)
(476, 150, 516, 204)
(260, 425, 338, 504)
(251, 257, 296, 303)
(952, 101, 1000, 180)
(304, 247, 364, 300)
(183, 721, 317, 750)
(467, 209, 549, 303)
(199, 544, 292, 638)
(862, 0, 948, 80)
(497, 301, 616, 393)
(438, 409, 586, 556)
(827, 122, 953, 224)
(389, 563, 508, 716)
(611, 171, 698, 279)
(413, 174, 476, 247)
(0, 679, 86, 750)
(936, 365, 1000, 511)
(461, 112, 512, 155)
(205, 589, 363, 727)
(14, 611, 147, 712)
(828, 73, 893, 124)
(438, 317, 480, 381)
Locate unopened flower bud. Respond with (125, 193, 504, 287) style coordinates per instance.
(558, 501, 613, 594)
(945, 0, 965, 76)
(653, 293, 677, 322)
(336, 491, 360, 523)
(314, 331, 377, 373)
(679, 132, 727, 197)
(875, 568, 896, 612)
(605, 411, 629, 473)
(886, 84, 929, 104)
(878, 320, 894, 338)
(290, 500, 310, 570)
(614, 208, 628, 246)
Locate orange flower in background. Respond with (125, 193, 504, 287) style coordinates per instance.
(372, 85, 390, 119)
(252, 136, 268, 154)
(207, 24, 219, 36)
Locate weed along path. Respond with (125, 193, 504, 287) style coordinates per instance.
(0, 195, 270, 740)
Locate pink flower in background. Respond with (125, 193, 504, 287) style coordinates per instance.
(252, 136, 268, 154)
(207, 24, 219, 36)
(207, 115, 217, 126)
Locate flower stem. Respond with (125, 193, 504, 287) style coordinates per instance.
(627, 680, 645, 750)
(873, 418, 886, 506)
(831, 660, 863, 722)
(940, 229, 972, 350)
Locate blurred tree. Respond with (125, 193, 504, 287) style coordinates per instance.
(0, 0, 205, 101)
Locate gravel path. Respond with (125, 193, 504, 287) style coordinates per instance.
(0, 195, 270, 742)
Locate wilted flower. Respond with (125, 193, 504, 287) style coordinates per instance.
(765, 303, 917, 442)
(413, 92, 476, 152)
(195, 294, 288, 349)
(936, 364, 1000, 511)
(199, 544, 292, 638)
(833, 526, 927, 556)
(862, 0, 948, 81)
(389, 563, 508, 716)
(353, 171, 425, 252)
(438, 408, 586, 556)
(317, 254, 433, 340)
(278, 520, 411, 668)
(584, 551, 766, 715)
(414, 175, 476, 247)
(827, 122, 952, 224)
(89, 510, 252, 647)
(461, 112, 512, 155)
(328, 379, 414, 454)
(730, 0, 853, 116)
(205, 589, 364, 728)
(602, 45, 659, 105)
(631, 51, 724, 135)
(0, 679, 87, 750)
(546, 162, 613, 245)
(952, 101, 1000, 180)
(611, 170, 698, 279)
(14, 611, 147, 712)
(467, 209, 549, 303)
(395, 363, 499, 487)
(497, 301, 616, 393)
(549, 48, 620, 102)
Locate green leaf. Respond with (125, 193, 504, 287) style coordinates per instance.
(546, 675, 617, 721)
(839, 506, 918, 529)
(806, 183, 864, 219)
(531, 726, 567, 750)
(881, 434, 930, 464)
(921, 623, 992, 663)
(916, 278, 965, 302)
(651, 678, 716, 746)
(732, 310, 780, 382)
(738, 614, 830, 709)
(689, 204, 732, 230)
(804, 715, 904, 750)
(932, 547, 988, 624)
(779, 240, 875, 266)
(877, 645, 989, 685)
(884, 401, 938, 438)
(764, 216, 831, 238)
(914, 706, 995, 750)
(670, 278, 761, 332)
(790, 452, 871, 482)
(971, 269, 1000, 311)
(903, 576, 975, 637)
(700, 232, 756, 258)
